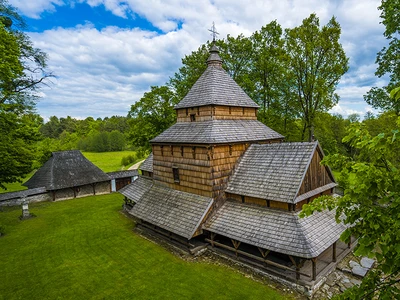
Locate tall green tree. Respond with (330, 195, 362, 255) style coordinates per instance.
(128, 86, 178, 150)
(364, 0, 400, 115)
(250, 21, 299, 135)
(0, 0, 51, 188)
(285, 14, 349, 141)
(302, 117, 400, 299)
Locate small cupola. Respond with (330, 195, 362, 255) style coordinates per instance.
(207, 44, 223, 68)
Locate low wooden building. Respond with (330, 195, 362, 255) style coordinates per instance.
(24, 150, 111, 201)
(108, 170, 138, 191)
(121, 44, 350, 291)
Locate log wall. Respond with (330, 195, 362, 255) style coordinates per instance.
(176, 105, 257, 122)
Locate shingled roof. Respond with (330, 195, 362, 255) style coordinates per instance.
(151, 120, 283, 144)
(119, 176, 153, 203)
(0, 187, 47, 202)
(128, 183, 213, 239)
(107, 170, 138, 180)
(23, 150, 110, 190)
(204, 201, 346, 258)
(139, 153, 153, 173)
(226, 142, 334, 203)
(174, 45, 259, 109)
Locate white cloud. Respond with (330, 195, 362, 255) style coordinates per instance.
(8, 0, 389, 119)
(9, 0, 64, 18)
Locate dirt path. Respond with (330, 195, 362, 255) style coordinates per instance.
(128, 159, 145, 170)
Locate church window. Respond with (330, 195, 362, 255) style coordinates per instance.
(190, 114, 196, 122)
(192, 147, 196, 159)
(173, 167, 180, 183)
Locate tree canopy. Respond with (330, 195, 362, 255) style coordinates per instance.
(0, 0, 51, 188)
(364, 0, 400, 115)
(285, 14, 349, 141)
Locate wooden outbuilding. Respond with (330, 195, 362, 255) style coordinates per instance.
(121, 44, 350, 290)
(24, 150, 111, 201)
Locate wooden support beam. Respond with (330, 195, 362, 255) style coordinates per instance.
(332, 241, 337, 262)
(204, 239, 310, 277)
(288, 255, 300, 280)
(210, 232, 216, 248)
(311, 258, 317, 281)
(257, 247, 270, 258)
(231, 239, 241, 257)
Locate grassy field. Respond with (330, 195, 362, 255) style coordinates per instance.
(82, 150, 139, 172)
(0, 194, 292, 299)
(0, 151, 140, 194)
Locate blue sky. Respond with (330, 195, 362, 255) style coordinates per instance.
(9, 0, 388, 120)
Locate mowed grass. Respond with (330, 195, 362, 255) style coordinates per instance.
(82, 151, 138, 172)
(0, 194, 290, 300)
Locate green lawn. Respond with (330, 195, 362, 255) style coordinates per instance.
(0, 194, 292, 300)
(82, 151, 138, 172)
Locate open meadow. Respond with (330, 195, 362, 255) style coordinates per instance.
(0, 193, 293, 299)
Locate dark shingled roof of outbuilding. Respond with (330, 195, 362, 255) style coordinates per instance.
(174, 45, 259, 110)
(23, 150, 110, 190)
(225, 142, 335, 203)
(204, 201, 346, 258)
(128, 183, 213, 240)
(139, 153, 153, 173)
(151, 120, 283, 144)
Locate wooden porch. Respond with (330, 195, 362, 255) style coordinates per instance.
(205, 232, 355, 286)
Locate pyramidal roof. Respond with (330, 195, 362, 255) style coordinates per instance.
(24, 150, 110, 190)
(174, 44, 259, 109)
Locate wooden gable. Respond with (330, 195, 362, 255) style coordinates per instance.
(296, 144, 335, 197)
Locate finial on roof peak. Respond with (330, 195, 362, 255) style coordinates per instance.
(208, 22, 219, 42)
(207, 24, 222, 67)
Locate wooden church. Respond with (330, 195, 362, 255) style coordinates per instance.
(120, 44, 351, 289)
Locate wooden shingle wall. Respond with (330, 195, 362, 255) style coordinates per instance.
(153, 144, 213, 197)
(210, 144, 248, 200)
(176, 105, 257, 122)
(152, 143, 249, 199)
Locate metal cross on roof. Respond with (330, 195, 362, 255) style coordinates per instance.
(208, 22, 219, 42)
